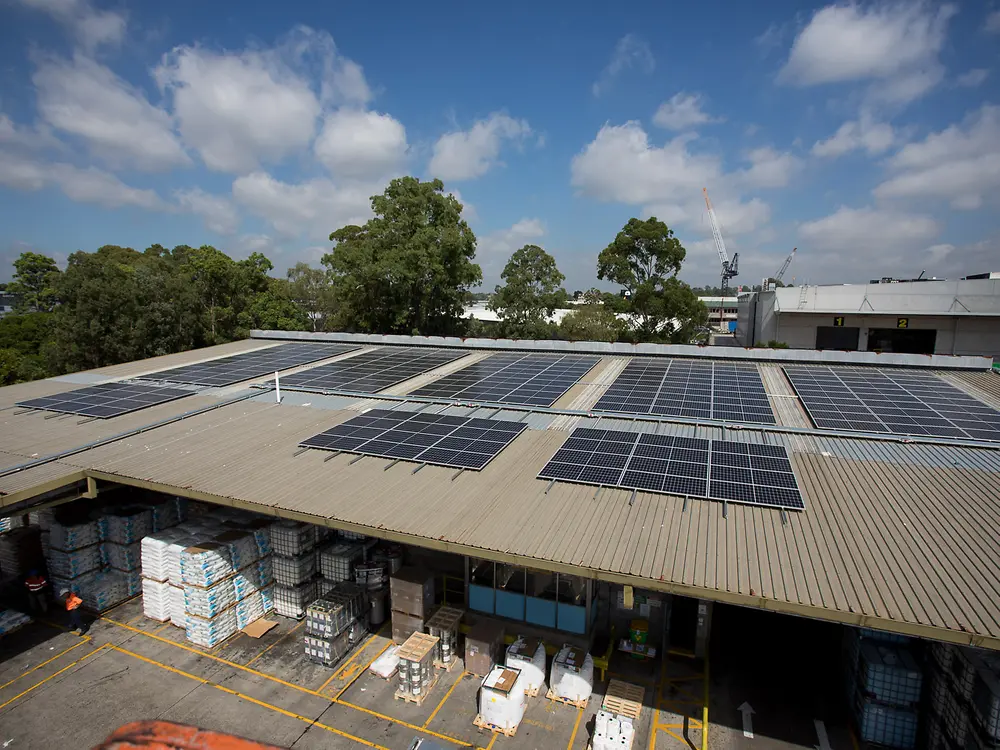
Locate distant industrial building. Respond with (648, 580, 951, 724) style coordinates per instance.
(736, 275, 1000, 358)
(0, 292, 16, 318)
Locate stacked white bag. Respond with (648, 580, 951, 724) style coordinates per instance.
(186, 606, 237, 648)
(593, 710, 634, 750)
(49, 519, 100, 551)
(505, 636, 546, 694)
(142, 579, 172, 621)
(77, 571, 131, 612)
(181, 543, 233, 587)
(479, 666, 527, 730)
(103, 507, 153, 544)
(47, 544, 102, 579)
(103, 540, 142, 572)
(549, 645, 594, 702)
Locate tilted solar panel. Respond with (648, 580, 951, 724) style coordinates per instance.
(281, 347, 469, 394)
(16, 382, 194, 418)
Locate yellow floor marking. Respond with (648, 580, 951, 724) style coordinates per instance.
(244, 619, 305, 667)
(333, 640, 391, 701)
(662, 728, 687, 743)
(485, 732, 499, 749)
(0, 637, 91, 691)
(110, 645, 387, 749)
(152, 621, 173, 634)
(339, 699, 474, 748)
(566, 706, 584, 750)
(523, 718, 555, 732)
(701, 654, 709, 750)
(330, 624, 389, 683)
(424, 670, 467, 728)
(0, 643, 109, 710)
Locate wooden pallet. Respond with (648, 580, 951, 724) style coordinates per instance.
(546, 688, 589, 709)
(426, 605, 465, 632)
(524, 685, 540, 698)
(397, 631, 439, 662)
(433, 656, 463, 672)
(603, 679, 644, 720)
(393, 672, 440, 705)
(473, 714, 517, 737)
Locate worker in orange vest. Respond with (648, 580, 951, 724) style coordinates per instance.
(61, 588, 83, 633)
(24, 570, 49, 614)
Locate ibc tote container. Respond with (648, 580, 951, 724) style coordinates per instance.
(854, 698, 918, 750)
(857, 641, 923, 707)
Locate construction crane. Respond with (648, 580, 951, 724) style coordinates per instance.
(703, 187, 738, 331)
(763, 247, 797, 289)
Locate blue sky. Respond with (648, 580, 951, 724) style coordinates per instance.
(1, 0, 998, 291)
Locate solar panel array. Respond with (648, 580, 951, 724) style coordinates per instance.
(16, 382, 194, 418)
(145, 343, 359, 387)
(281, 347, 469, 394)
(784, 366, 1000, 442)
(410, 352, 601, 407)
(592, 359, 776, 424)
(537, 427, 804, 509)
(300, 408, 528, 470)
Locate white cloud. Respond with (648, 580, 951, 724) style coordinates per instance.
(738, 146, 801, 188)
(956, 68, 989, 88)
(0, 150, 168, 210)
(799, 206, 939, 252)
(652, 93, 718, 131)
(232, 171, 373, 239)
(778, 2, 956, 105)
(0, 114, 63, 152)
(17, 0, 126, 52)
(987, 10, 1000, 33)
(592, 34, 654, 97)
(314, 109, 408, 180)
(428, 112, 531, 181)
(874, 105, 1000, 210)
(174, 188, 240, 234)
(812, 112, 895, 157)
(33, 54, 190, 172)
(445, 189, 477, 224)
(476, 218, 546, 283)
(155, 27, 368, 174)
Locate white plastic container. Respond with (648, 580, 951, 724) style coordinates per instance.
(506, 636, 546, 693)
(549, 645, 594, 702)
(593, 710, 635, 750)
(479, 666, 526, 730)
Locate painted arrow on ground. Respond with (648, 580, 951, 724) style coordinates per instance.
(738, 702, 755, 739)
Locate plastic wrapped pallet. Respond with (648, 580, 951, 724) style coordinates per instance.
(146, 498, 180, 532)
(169, 585, 186, 627)
(854, 698, 918, 749)
(304, 629, 353, 667)
(479, 666, 526, 730)
(270, 521, 316, 557)
(29, 508, 55, 530)
(140, 530, 186, 582)
(225, 521, 271, 557)
(370, 645, 400, 679)
(47, 543, 102, 579)
(142, 578, 172, 621)
(0, 609, 32, 637)
(233, 557, 273, 600)
(272, 552, 316, 586)
(184, 577, 237, 619)
(858, 641, 923, 706)
(273, 581, 317, 619)
(213, 531, 259, 571)
(50, 519, 100, 551)
(78, 570, 131, 612)
(0, 516, 12, 533)
(185, 607, 238, 648)
(593, 710, 634, 750)
(260, 585, 274, 615)
(103, 507, 153, 544)
(123, 569, 142, 597)
(235, 591, 266, 630)
(306, 585, 366, 638)
(506, 636, 546, 693)
(389, 567, 435, 618)
(318, 542, 362, 583)
(103, 541, 142, 572)
(549, 645, 594, 702)
(180, 543, 233, 587)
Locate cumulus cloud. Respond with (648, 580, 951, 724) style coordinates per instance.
(0, 114, 64, 152)
(174, 188, 240, 235)
(812, 112, 895, 157)
(987, 10, 1000, 33)
(955, 68, 989, 88)
(428, 112, 531, 181)
(314, 109, 408, 180)
(33, 54, 190, 172)
(475, 218, 546, 283)
(652, 93, 719, 131)
(17, 0, 126, 52)
(232, 171, 374, 239)
(799, 206, 939, 253)
(778, 2, 956, 105)
(874, 105, 1000, 210)
(592, 34, 654, 96)
(738, 146, 802, 188)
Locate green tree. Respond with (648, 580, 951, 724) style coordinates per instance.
(323, 177, 481, 335)
(488, 244, 566, 338)
(183, 245, 237, 343)
(7, 252, 61, 312)
(558, 304, 623, 342)
(287, 262, 332, 331)
(239, 278, 309, 332)
(598, 217, 707, 343)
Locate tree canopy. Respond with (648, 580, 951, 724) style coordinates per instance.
(8, 252, 61, 313)
(488, 244, 566, 338)
(323, 177, 481, 336)
(598, 217, 707, 342)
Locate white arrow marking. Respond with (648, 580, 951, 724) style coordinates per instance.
(815, 719, 832, 750)
(738, 702, 755, 739)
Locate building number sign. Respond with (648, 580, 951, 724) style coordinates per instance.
(832, 316, 845, 327)
(897, 318, 909, 329)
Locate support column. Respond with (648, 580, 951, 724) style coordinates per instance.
(695, 600, 713, 658)
(464, 556, 470, 608)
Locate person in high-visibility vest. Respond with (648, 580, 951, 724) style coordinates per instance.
(61, 588, 83, 633)
(24, 570, 49, 614)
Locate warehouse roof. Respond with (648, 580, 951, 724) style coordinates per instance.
(3, 332, 1000, 649)
(770, 277, 1000, 317)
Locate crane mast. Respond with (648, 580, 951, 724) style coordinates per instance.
(703, 187, 738, 331)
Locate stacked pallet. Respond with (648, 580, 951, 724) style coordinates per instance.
(476, 666, 526, 735)
(547, 644, 594, 707)
(389, 567, 435, 644)
(927, 643, 1000, 750)
(395, 632, 440, 704)
(48, 519, 104, 601)
(271, 521, 319, 619)
(843, 628, 923, 749)
(303, 582, 368, 667)
(593, 680, 643, 750)
(426, 606, 464, 671)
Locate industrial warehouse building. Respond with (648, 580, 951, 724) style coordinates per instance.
(2, 331, 1000, 749)
(736, 275, 1000, 357)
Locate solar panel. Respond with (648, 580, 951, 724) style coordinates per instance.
(410, 352, 601, 407)
(537, 427, 804, 510)
(143, 343, 359, 387)
(300, 408, 528, 470)
(592, 359, 776, 425)
(281, 347, 469, 394)
(784, 366, 1000, 442)
(16, 382, 194, 418)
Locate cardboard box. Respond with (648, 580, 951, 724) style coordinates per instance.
(392, 610, 425, 644)
(466, 620, 505, 677)
(390, 567, 435, 618)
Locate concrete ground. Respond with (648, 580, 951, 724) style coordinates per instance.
(0, 596, 855, 750)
